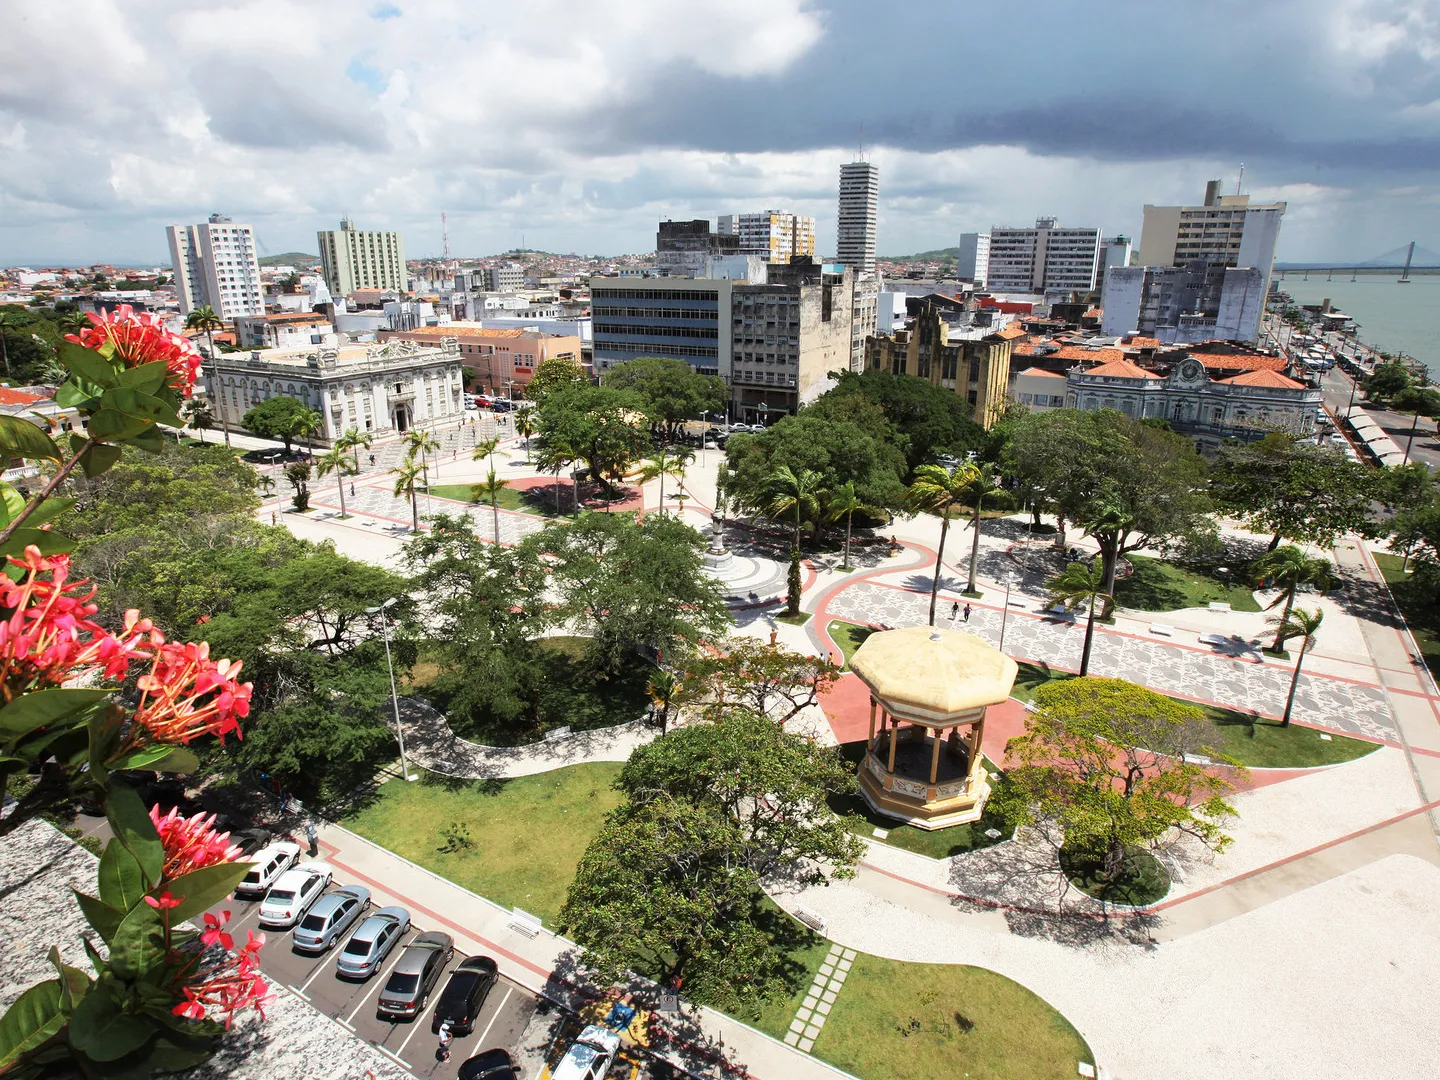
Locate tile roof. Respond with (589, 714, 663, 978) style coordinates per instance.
(394, 326, 528, 339)
(1082, 357, 1162, 379)
(0, 387, 47, 406)
(1193, 352, 1287, 372)
(1083, 307, 1102, 318)
(995, 325, 1028, 340)
(1014, 367, 1066, 378)
(1055, 346, 1128, 364)
(1215, 369, 1306, 389)
(1122, 335, 1162, 348)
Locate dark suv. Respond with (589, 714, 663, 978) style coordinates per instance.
(377, 932, 453, 1020)
(431, 955, 499, 1035)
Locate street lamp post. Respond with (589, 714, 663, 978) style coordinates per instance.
(365, 597, 417, 782)
(998, 574, 1019, 654)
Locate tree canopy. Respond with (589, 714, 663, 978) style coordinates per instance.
(533, 382, 649, 493)
(240, 395, 321, 452)
(525, 354, 586, 402)
(818, 369, 987, 470)
(1210, 433, 1376, 549)
(602, 356, 727, 438)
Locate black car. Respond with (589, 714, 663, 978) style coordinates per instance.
(457, 1049, 519, 1080)
(431, 955, 499, 1034)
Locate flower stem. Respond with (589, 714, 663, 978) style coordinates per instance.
(0, 439, 96, 549)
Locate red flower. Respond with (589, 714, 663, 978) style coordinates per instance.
(64, 304, 202, 397)
(145, 891, 181, 910)
(133, 640, 251, 745)
(201, 910, 235, 951)
(174, 929, 271, 1028)
(149, 804, 244, 882)
(0, 547, 157, 697)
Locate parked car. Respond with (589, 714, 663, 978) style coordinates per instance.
(257, 863, 333, 928)
(458, 1049, 520, 1080)
(378, 931, 454, 1019)
(492, 400, 513, 413)
(234, 841, 301, 899)
(292, 885, 371, 954)
(336, 906, 410, 980)
(551, 1025, 622, 1080)
(431, 955, 499, 1034)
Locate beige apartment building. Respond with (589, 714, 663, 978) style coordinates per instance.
(379, 324, 584, 398)
(718, 211, 817, 263)
(1138, 181, 1286, 294)
(318, 218, 409, 295)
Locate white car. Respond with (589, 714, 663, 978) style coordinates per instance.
(551, 1025, 622, 1080)
(233, 841, 301, 899)
(257, 863, 334, 928)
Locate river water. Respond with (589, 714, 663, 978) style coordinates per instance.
(1275, 273, 1438, 378)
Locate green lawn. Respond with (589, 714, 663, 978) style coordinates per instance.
(828, 620, 878, 670)
(1010, 662, 1378, 768)
(1115, 554, 1261, 613)
(343, 762, 624, 927)
(812, 955, 1094, 1080)
(427, 482, 572, 517)
(1374, 552, 1440, 677)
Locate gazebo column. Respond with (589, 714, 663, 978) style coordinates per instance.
(887, 717, 900, 772)
(868, 698, 877, 743)
(968, 717, 985, 772)
(929, 724, 944, 784)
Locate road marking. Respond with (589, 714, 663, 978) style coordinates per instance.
(297, 954, 335, 995)
(288, 985, 310, 1001)
(393, 991, 440, 1062)
(373, 1045, 410, 1070)
(343, 935, 414, 1026)
(468, 985, 514, 1056)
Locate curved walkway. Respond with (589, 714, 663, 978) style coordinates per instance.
(395, 698, 655, 779)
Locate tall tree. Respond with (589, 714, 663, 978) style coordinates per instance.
(603, 356, 728, 441)
(959, 462, 1004, 595)
(1250, 545, 1335, 652)
(640, 447, 693, 516)
(316, 443, 358, 518)
(1210, 433, 1375, 550)
(472, 469, 509, 545)
(906, 462, 980, 625)
(181, 395, 215, 444)
(767, 465, 825, 550)
(534, 383, 649, 496)
(391, 458, 425, 532)
(822, 481, 875, 572)
(515, 407, 537, 461)
(403, 427, 440, 487)
(183, 305, 228, 445)
(817, 368, 986, 471)
(997, 677, 1240, 884)
(525, 355, 586, 403)
(1270, 606, 1324, 727)
(242, 395, 316, 454)
(284, 461, 312, 511)
(676, 639, 839, 726)
(1045, 556, 1112, 676)
(1364, 360, 1412, 404)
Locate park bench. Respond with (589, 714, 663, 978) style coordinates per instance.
(1148, 623, 1175, 637)
(1207, 601, 1232, 613)
(1198, 633, 1228, 647)
(793, 906, 826, 933)
(508, 907, 543, 939)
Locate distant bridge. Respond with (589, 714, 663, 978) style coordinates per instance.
(1275, 242, 1440, 279)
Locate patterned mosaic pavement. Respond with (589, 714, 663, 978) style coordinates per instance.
(824, 581, 1397, 740)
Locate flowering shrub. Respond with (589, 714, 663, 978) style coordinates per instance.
(0, 308, 266, 1076)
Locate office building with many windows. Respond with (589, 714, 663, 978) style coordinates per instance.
(986, 218, 1102, 296)
(717, 211, 816, 263)
(1138, 181, 1286, 300)
(166, 213, 264, 320)
(317, 218, 409, 295)
(590, 278, 735, 379)
(837, 161, 879, 273)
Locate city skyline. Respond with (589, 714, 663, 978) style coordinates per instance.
(2, 0, 1438, 265)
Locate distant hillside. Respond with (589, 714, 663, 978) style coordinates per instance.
(882, 247, 959, 261)
(259, 252, 319, 267)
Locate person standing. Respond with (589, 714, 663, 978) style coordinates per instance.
(951, 600, 960, 621)
(436, 1022, 452, 1063)
(962, 603, 972, 623)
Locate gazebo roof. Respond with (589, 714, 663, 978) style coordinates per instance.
(851, 625, 1017, 724)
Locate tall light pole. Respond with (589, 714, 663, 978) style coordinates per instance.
(998, 574, 1019, 654)
(365, 597, 417, 782)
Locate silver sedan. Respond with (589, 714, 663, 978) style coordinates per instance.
(335, 906, 410, 980)
(291, 886, 371, 954)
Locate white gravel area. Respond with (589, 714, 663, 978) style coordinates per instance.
(772, 853, 1440, 1080)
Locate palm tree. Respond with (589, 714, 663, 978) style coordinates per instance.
(403, 428, 440, 487)
(906, 462, 981, 625)
(0, 308, 18, 378)
(257, 473, 277, 499)
(392, 458, 426, 532)
(335, 426, 374, 465)
(1046, 556, 1113, 676)
(823, 481, 875, 572)
(515, 408, 537, 462)
(1270, 606, 1324, 727)
(284, 406, 323, 459)
(640, 447, 693, 516)
(647, 669, 678, 733)
(472, 436, 500, 474)
(472, 469, 509, 545)
(184, 305, 229, 446)
(959, 463, 1004, 595)
(181, 396, 214, 444)
(316, 444, 359, 518)
(767, 465, 824, 550)
(1252, 545, 1335, 653)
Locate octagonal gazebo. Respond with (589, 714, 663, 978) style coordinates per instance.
(849, 624, 1018, 830)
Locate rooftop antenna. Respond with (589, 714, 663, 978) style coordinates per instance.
(1235, 163, 1244, 196)
(441, 211, 451, 264)
(858, 122, 865, 161)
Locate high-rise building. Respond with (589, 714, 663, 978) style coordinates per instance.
(166, 213, 264, 320)
(957, 232, 991, 286)
(482, 264, 525, 291)
(1101, 263, 1267, 345)
(986, 218, 1102, 295)
(317, 218, 408, 296)
(655, 220, 740, 276)
(837, 161, 879, 273)
(590, 276, 736, 378)
(1138, 181, 1286, 298)
(717, 211, 817, 263)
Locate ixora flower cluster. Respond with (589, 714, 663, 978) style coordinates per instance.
(0, 545, 251, 743)
(64, 304, 203, 397)
(146, 807, 273, 1028)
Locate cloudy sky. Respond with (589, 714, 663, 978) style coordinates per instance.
(2, 0, 1438, 266)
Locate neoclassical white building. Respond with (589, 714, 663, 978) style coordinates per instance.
(1066, 356, 1320, 451)
(208, 339, 465, 444)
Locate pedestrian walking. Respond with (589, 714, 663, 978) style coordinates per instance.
(436, 1023, 453, 1064)
(349, 483, 355, 497)
(962, 603, 972, 623)
(951, 601, 960, 621)
(271, 511, 277, 525)
(304, 821, 318, 858)
(369, 453, 376, 466)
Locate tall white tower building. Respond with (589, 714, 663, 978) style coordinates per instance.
(317, 218, 409, 295)
(165, 213, 264, 319)
(837, 161, 879, 274)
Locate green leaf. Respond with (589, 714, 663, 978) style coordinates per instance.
(82, 937, 106, 976)
(0, 688, 112, 735)
(107, 744, 180, 772)
(55, 379, 102, 411)
(125, 426, 167, 455)
(104, 388, 184, 430)
(0, 529, 73, 561)
(23, 496, 76, 528)
(142, 1033, 218, 1071)
(115, 360, 170, 395)
(86, 409, 150, 444)
(98, 841, 148, 912)
(68, 990, 153, 1062)
(0, 980, 65, 1071)
(0, 482, 25, 527)
(0, 415, 62, 463)
(106, 903, 166, 980)
(80, 442, 123, 478)
(87, 707, 125, 781)
(163, 862, 255, 924)
(47, 946, 91, 1011)
(73, 889, 122, 943)
(138, 746, 200, 775)
(104, 783, 163, 888)
(58, 343, 120, 389)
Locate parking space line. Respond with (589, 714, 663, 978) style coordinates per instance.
(373, 1045, 410, 1070)
(466, 986, 514, 1059)
(393, 994, 440, 1063)
(343, 934, 415, 1026)
(295, 952, 336, 996)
